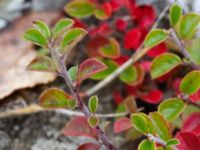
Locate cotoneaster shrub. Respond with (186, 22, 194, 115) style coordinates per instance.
(23, 0, 200, 150)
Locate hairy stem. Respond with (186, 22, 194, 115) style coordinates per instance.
(57, 53, 116, 150)
(85, 3, 172, 97)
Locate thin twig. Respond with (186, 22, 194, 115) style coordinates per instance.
(0, 105, 144, 119)
(147, 134, 166, 147)
(53, 47, 116, 150)
(86, 3, 172, 97)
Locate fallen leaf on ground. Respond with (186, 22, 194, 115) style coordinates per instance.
(0, 11, 62, 99)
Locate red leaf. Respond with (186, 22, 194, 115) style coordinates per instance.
(77, 143, 100, 150)
(189, 89, 200, 103)
(132, 5, 156, 28)
(114, 56, 129, 65)
(182, 112, 200, 136)
(172, 78, 181, 95)
(140, 61, 151, 72)
(109, 0, 124, 11)
(102, 2, 113, 19)
(124, 28, 147, 50)
(147, 43, 167, 58)
(114, 117, 132, 133)
(86, 36, 108, 57)
(124, 28, 141, 50)
(125, 85, 138, 96)
(62, 116, 98, 139)
(140, 89, 163, 104)
(78, 58, 107, 82)
(89, 23, 112, 37)
(123, 0, 136, 12)
(113, 91, 123, 105)
(176, 132, 200, 150)
(73, 19, 87, 29)
(115, 19, 128, 32)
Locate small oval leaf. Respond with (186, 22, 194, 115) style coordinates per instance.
(39, 88, 71, 108)
(169, 4, 182, 27)
(53, 18, 74, 38)
(91, 59, 118, 80)
(99, 38, 120, 59)
(78, 58, 107, 82)
(144, 29, 169, 48)
(23, 28, 47, 47)
(138, 139, 156, 150)
(61, 28, 87, 53)
(150, 53, 182, 79)
(166, 138, 180, 147)
(178, 13, 200, 39)
(88, 116, 99, 128)
(131, 114, 148, 134)
(119, 66, 137, 84)
(33, 20, 51, 39)
(187, 39, 200, 65)
(88, 96, 99, 113)
(114, 117, 132, 133)
(27, 56, 58, 72)
(180, 71, 200, 94)
(149, 112, 171, 141)
(68, 66, 78, 82)
(158, 98, 186, 121)
(65, 0, 94, 18)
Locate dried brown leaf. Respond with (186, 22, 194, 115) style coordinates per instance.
(0, 11, 62, 99)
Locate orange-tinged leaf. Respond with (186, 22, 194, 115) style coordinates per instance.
(78, 58, 107, 82)
(114, 117, 132, 133)
(124, 96, 137, 113)
(27, 56, 58, 72)
(39, 88, 71, 108)
(77, 143, 100, 150)
(62, 116, 98, 139)
(99, 38, 120, 59)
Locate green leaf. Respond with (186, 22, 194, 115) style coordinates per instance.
(166, 138, 180, 147)
(131, 114, 149, 134)
(53, 18, 74, 38)
(65, 0, 94, 18)
(119, 66, 137, 84)
(91, 59, 118, 80)
(78, 58, 107, 82)
(187, 39, 200, 65)
(158, 98, 186, 121)
(180, 71, 200, 94)
(99, 38, 120, 59)
(23, 28, 47, 47)
(94, 6, 110, 20)
(88, 116, 99, 128)
(68, 66, 78, 82)
(33, 20, 51, 39)
(144, 29, 169, 48)
(150, 53, 182, 79)
(169, 4, 182, 27)
(149, 112, 171, 141)
(138, 139, 156, 150)
(39, 88, 71, 108)
(88, 96, 98, 113)
(27, 56, 58, 72)
(137, 113, 155, 134)
(178, 13, 200, 39)
(61, 28, 87, 53)
(67, 100, 77, 109)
